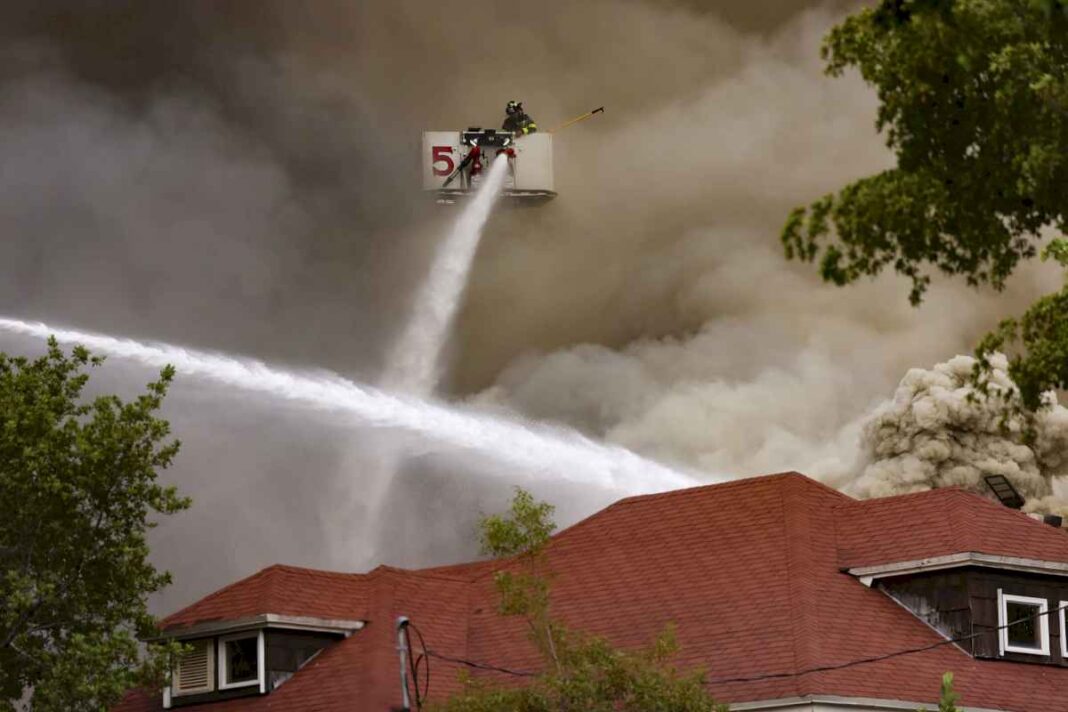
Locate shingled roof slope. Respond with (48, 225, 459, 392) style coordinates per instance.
(116, 472, 1068, 712)
(835, 486, 1068, 568)
(162, 564, 371, 631)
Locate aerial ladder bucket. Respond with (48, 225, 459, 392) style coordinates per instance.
(422, 128, 554, 205)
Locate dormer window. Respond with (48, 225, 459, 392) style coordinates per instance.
(219, 631, 264, 691)
(998, 590, 1049, 656)
(1060, 600, 1068, 658)
(160, 616, 361, 708)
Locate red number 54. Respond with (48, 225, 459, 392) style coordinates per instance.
(432, 146, 455, 176)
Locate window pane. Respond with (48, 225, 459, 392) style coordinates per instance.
(226, 637, 259, 683)
(1006, 602, 1041, 649)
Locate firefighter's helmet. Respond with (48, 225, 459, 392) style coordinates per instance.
(505, 100, 522, 115)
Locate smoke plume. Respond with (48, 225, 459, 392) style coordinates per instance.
(850, 353, 1068, 511)
(1, 0, 1062, 616)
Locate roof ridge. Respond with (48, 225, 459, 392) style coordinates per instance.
(845, 486, 968, 509)
(919, 486, 1061, 530)
(938, 489, 962, 554)
(780, 471, 854, 500)
(776, 480, 807, 699)
(262, 563, 366, 579)
(610, 471, 847, 509)
(365, 564, 486, 585)
(779, 475, 838, 696)
(414, 559, 502, 581)
(542, 472, 845, 551)
(161, 565, 277, 626)
(955, 488, 1068, 538)
(263, 563, 282, 610)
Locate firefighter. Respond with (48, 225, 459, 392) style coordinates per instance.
(502, 100, 537, 135)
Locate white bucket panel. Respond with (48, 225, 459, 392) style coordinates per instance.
(422, 131, 553, 195)
(422, 132, 461, 191)
(512, 133, 553, 192)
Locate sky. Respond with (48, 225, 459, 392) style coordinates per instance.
(1, 0, 1061, 614)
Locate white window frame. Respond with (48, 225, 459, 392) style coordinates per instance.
(998, 589, 1050, 656)
(218, 630, 266, 691)
(1060, 600, 1068, 659)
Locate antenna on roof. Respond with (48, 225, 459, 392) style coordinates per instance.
(983, 474, 1025, 510)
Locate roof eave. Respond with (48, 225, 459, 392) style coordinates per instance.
(846, 551, 1068, 586)
(729, 693, 1007, 712)
(152, 613, 365, 641)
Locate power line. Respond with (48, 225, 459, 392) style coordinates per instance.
(706, 602, 1068, 685)
(406, 622, 430, 709)
(423, 648, 538, 677)
(404, 620, 536, 711)
(405, 602, 1068, 690)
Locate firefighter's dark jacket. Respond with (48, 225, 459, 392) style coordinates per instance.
(502, 113, 537, 134)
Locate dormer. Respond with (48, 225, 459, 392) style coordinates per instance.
(852, 554, 1068, 664)
(837, 486, 1068, 666)
(160, 614, 363, 707)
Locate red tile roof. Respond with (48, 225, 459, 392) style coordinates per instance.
(116, 472, 1068, 712)
(161, 565, 371, 631)
(836, 486, 1068, 569)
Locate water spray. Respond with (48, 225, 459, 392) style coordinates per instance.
(363, 155, 512, 557)
(384, 155, 510, 396)
(0, 318, 705, 496)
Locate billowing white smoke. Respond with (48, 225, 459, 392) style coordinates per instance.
(474, 331, 872, 488)
(851, 353, 1068, 512)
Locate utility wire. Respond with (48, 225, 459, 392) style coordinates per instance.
(706, 602, 1068, 685)
(405, 622, 430, 710)
(404, 616, 538, 711)
(424, 648, 538, 677)
(405, 603, 1068, 690)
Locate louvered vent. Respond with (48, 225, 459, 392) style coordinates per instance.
(173, 639, 214, 695)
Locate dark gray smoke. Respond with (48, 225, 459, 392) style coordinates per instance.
(2, 0, 1059, 616)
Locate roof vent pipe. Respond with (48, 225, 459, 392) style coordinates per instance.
(393, 617, 412, 712)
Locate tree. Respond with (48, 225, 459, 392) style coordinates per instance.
(782, 0, 1068, 411)
(0, 339, 188, 711)
(429, 489, 727, 712)
(976, 241, 1068, 413)
(918, 672, 961, 712)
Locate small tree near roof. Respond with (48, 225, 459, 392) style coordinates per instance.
(917, 672, 961, 712)
(429, 488, 728, 712)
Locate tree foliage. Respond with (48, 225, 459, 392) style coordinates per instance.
(430, 489, 727, 712)
(976, 239, 1068, 411)
(784, 0, 1068, 303)
(782, 0, 1068, 415)
(918, 672, 961, 712)
(0, 339, 188, 711)
(478, 488, 559, 668)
